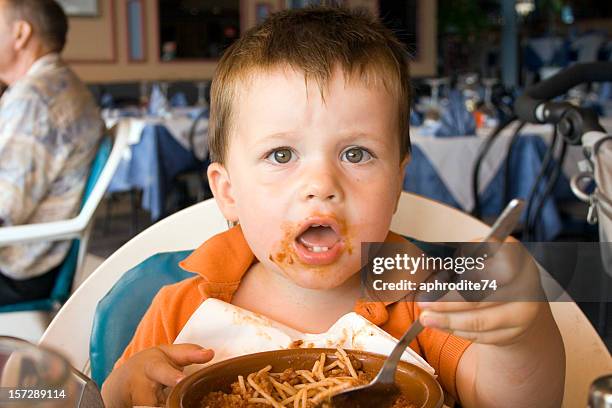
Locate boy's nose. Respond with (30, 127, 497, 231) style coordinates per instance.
(300, 166, 344, 203)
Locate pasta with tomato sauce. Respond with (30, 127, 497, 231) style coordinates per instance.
(200, 348, 415, 408)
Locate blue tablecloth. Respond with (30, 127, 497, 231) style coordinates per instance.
(404, 135, 574, 241)
(108, 124, 202, 220)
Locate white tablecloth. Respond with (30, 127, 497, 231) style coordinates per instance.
(410, 118, 612, 212)
(103, 108, 209, 160)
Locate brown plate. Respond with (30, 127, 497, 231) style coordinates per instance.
(167, 348, 443, 408)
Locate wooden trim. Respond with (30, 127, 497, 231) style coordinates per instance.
(412, 0, 436, 77)
(159, 59, 221, 63)
(153, 0, 159, 62)
(65, 0, 117, 64)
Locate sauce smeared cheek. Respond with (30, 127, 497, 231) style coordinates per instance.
(268, 216, 354, 268)
(268, 222, 298, 266)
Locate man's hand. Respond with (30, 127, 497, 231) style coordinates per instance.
(101, 344, 214, 408)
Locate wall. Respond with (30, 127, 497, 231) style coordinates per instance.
(411, 0, 437, 78)
(65, 0, 436, 83)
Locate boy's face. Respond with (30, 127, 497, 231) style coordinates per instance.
(209, 67, 409, 290)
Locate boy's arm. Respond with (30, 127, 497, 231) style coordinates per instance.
(425, 302, 565, 408)
(455, 302, 565, 408)
(418, 241, 565, 407)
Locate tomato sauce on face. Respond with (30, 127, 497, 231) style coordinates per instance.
(269, 214, 353, 269)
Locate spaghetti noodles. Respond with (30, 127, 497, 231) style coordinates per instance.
(200, 348, 414, 408)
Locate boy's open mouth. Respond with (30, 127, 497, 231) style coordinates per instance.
(293, 219, 344, 265)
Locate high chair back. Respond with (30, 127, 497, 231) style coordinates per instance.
(39, 193, 611, 407)
(39, 198, 227, 373)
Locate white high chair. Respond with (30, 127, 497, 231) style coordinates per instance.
(39, 192, 611, 407)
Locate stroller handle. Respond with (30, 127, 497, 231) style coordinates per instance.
(516, 62, 612, 124)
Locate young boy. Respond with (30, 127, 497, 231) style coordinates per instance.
(102, 7, 565, 408)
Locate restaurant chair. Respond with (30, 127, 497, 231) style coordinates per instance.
(171, 108, 212, 208)
(38, 193, 612, 407)
(0, 121, 130, 340)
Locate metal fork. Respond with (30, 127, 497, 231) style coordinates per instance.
(324, 319, 424, 407)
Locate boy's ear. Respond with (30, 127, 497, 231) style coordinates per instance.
(394, 153, 411, 213)
(207, 162, 239, 222)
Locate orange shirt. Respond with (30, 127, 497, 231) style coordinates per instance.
(116, 226, 471, 400)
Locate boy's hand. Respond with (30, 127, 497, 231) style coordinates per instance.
(101, 344, 214, 408)
(417, 239, 545, 346)
(418, 299, 543, 345)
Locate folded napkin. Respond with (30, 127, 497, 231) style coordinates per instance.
(170, 92, 188, 107)
(436, 90, 476, 137)
(148, 84, 169, 116)
(174, 298, 434, 376)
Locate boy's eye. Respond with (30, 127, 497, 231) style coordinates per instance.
(266, 148, 295, 164)
(341, 147, 372, 164)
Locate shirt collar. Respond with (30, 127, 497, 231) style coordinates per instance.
(179, 224, 407, 324)
(26, 53, 61, 77)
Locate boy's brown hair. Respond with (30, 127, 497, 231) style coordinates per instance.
(208, 6, 411, 164)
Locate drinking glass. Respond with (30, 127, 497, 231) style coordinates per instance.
(196, 81, 208, 107)
(0, 336, 103, 408)
(424, 77, 450, 108)
(159, 81, 171, 116)
(458, 72, 481, 112)
(139, 80, 149, 112)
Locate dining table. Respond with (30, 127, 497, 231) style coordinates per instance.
(102, 107, 209, 221)
(404, 118, 612, 240)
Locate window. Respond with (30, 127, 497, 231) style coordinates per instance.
(379, 0, 419, 57)
(158, 0, 240, 60)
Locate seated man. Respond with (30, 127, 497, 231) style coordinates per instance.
(0, 0, 103, 306)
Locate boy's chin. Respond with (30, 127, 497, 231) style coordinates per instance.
(283, 268, 355, 290)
